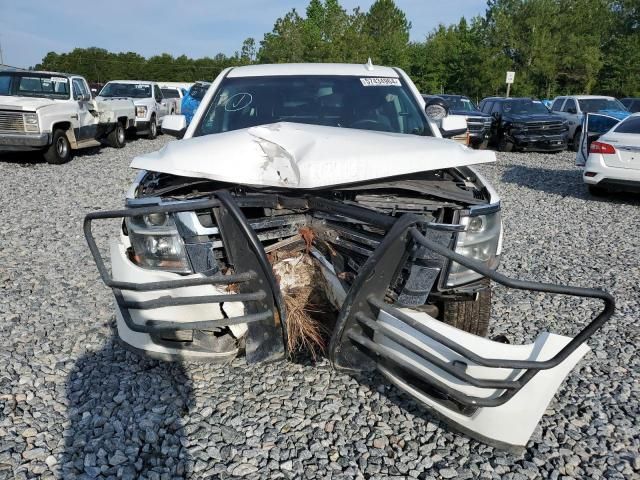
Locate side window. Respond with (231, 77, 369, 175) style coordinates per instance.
(82, 79, 92, 98)
(481, 100, 493, 113)
(620, 99, 631, 108)
(562, 98, 577, 113)
(154, 85, 163, 102)
(551, 98, 564, 111)
(491, 102, 502, 114)
(72, 78, 87, 99)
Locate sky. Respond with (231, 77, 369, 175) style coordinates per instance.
(0, 0, 487, 69)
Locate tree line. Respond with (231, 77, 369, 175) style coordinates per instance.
(37, 0, 639, 98)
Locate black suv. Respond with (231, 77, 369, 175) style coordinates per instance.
(478, 97, 568, 152)
(423, 94, 492, 149)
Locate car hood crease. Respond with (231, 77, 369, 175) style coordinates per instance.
(130, 122, 495, 189)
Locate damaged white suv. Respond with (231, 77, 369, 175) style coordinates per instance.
(85, 63, 613, 449)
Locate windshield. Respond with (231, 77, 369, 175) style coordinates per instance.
(578, 98, 626, 113)
(99, 82, 151, 99)
(161, 88, 180, 99)
(194, 75, 431, 137)
(441, 95, 478, 112)
(189, 83, 209, 101)
(502, 99, 550, 115)
(0, 73, 70, 99)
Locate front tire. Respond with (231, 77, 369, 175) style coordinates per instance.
(442, 281, 491, 337)
(108, 121, 126, 148)
(146, 115, 157, 140)
(44, 129, 71, 164)
(498, 136, 514, 152)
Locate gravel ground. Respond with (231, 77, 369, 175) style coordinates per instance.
(0, 139, 638, 480)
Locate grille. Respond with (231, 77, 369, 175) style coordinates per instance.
(525, 121, 564, 135)
(0, 112, 25, 133)
(466, 116, 492, 132)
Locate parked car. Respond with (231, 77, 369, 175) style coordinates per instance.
(180, 81, 211, 125)
(620, 98, 640, 113)
(550, 95, 630, 150)
(0, 70, 135, 163)
(97, 80, 176, 139)
(160, 86, 187, 114)
(576, 112, 640, 195)
(84, 63, 614, 450)
(423, 94, 493, 149)
(478, 97, 568, 152)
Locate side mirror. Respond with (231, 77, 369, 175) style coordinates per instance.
(491, 111, 500, 119)
(161, 114, 187, 138)
(424, 96, 449, 121)
(567, 107, 577, 114)
(440, 115, 468, 139)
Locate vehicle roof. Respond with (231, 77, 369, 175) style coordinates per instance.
(482, 97, 540, 102)
(105, 80, 156, 84)
(1, 70, 81, 78)
(621, 97, 640, 100)
(227, 63, 399, 78)
(566, 95, 617, 100)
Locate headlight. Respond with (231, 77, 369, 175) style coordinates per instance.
(445, 208, 502, 287)
(23, 113, 39, 132)
(136, 106, 148, 118)
(125, 214, 191, 273)
(561, 120, 569, 131)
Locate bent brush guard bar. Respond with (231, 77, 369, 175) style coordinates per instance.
(85, 192, 614, 449)
(83, 193, 287, 364)
(330, 213, 614, 450)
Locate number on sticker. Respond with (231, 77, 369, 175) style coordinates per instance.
(360, 77, 401, 87)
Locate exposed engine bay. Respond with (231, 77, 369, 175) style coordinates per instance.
(127, 167, 496, 354)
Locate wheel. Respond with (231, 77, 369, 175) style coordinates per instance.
(44, 129, 71, 164)
(107, 121, 126, 148)
(442, 280, 491, 337)
(147, 115, 157, 139)
(588, 184, 607, 196)
(572, 129, 582, 152)
(498, 136, 514, 152)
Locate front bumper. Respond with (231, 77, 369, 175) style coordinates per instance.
(511, 132, 567, 152)
(134, 119, 151, 133)
(0, 132, 49, 152)
(84, 190, 614, 449)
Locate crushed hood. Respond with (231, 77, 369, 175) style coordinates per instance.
(0, 95, 58, 111)
(131, 122, 495, 189)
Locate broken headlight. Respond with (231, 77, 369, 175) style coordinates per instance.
(445, 207, 501, 287)
(125, 213, 192, 273)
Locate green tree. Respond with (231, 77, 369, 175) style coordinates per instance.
(363, 0, 411, 68)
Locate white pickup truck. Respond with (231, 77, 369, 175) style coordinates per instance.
(0, 71, 136, 164)
(97, 80, 177, 139)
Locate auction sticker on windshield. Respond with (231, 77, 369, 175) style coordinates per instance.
(360, 78, 401, 87)
(51, 77, 68, 83)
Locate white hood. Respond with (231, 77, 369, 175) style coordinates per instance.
(131, 122, 495, 189)
(0, 95, 59, 111)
